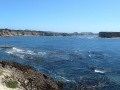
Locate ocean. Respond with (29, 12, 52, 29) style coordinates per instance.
(0, 36, 120, 90)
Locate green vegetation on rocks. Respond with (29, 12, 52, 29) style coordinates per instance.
(6, 81, 18, 88)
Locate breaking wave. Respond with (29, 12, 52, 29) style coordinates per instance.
(0, 46, 120, 90)
(6, 47, 46, 55)
(4, 47, 46, 61)
(94, 69, 106, 74)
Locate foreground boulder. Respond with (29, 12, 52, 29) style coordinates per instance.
(0, 61, 61, 90)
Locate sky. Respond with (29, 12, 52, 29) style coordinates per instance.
(0, 0, 120, 33)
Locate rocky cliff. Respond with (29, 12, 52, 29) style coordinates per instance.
(99, 32, 120, 38)
(0, 29, 71, 37)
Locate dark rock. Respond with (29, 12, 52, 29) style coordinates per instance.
(99, 32, 120, 38)
(0, 46, 13, 49)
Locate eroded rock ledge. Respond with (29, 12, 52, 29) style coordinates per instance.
(0, 61, 62, 90)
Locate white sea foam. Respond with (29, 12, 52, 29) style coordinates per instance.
(53, 74, 71, 82)
(6, 47, 43, 55)
(15, 54, 25, 59)
(12, 47, 35, 55)
(88, 54, 92, 57)
(56, 76, 71, 82)
(25, 50, 36, 55)
(6, 47, 24, 54)
(38, 51, 46, 56)
(5, 47, 47, 60)
(94, 69, 106, 74)
(60, 76, 70, 82)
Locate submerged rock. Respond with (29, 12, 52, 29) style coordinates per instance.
(0, 61, 62, 90)
(0, 46, 13, 49)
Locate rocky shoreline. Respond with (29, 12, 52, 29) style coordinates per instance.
(0, 61, 62, 90)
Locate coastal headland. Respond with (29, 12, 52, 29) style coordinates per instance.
(0, 29, 71, 37)
(99, 32, 120, 38)
(0, 29, 94, 37)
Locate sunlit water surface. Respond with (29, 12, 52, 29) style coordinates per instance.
(0, 36, 120, 90)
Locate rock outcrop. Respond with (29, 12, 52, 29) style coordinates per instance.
(0, 29, 71, 37)
(99, 32, 120, 38)
(0, 29, 96, 37)
(0, 61, 62, 90)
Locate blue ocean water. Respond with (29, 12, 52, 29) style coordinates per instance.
(0, 36, 120, 90)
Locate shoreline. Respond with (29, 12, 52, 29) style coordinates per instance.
(0, 61, 61, 90)
(0, 29, 95, 37)
(0, 29, 71, 37)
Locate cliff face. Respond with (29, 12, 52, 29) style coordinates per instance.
(99, 32, 120, 38)
(0, 29, 72, 37)
(0, 29, 96, 37)
(0, 29, 45, 36)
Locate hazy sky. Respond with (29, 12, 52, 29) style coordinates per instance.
(0, 0, 120, 33)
